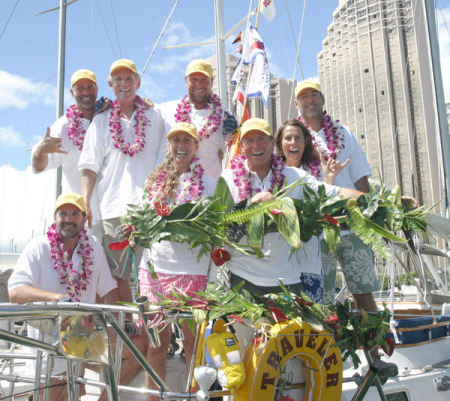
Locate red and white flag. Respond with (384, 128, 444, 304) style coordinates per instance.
(241, 24, 266, 65)
(260, 0, 277, 23)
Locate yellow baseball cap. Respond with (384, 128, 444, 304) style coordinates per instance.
(240, 118, 272, 140)
(110, 58, 137, 75)
(167, 122, 199, 141)
(70, 69, 97, 87)
(295, 79, 322, 98)
(185, 59, 213, 78)
(55, 193, 86, 213)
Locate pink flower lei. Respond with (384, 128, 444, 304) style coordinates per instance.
(298, 111, 345, 179)
(230, 154, 285, 202)
(66, 104, 86, 150)
(47, 223, 93, 302)
(148, 157, 205, 206)
(174, 94, 223, 141)
(109, 95, 148, 156)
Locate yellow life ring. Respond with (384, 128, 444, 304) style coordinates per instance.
(235, 320, 343, 401)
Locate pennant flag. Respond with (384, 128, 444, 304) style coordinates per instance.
(234, 44, 242, 54)
(232, 31, 242, 44)
(241, 25, 266, 65)
(261, 0, 277, 23)
(246, 53, 271, 108)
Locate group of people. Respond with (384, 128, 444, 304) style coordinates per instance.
(8, 57, 397, 400)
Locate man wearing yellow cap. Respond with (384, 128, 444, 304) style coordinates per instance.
(31, 69, 106, 240)
(293, 80, 399, 378)
(9, 193, 148, 400)
(158, 58, 238, 180)
(220, 118, 364, 298)
(293, 79, 377, 304)
(79, 59, 165, 303)
(8, 193, 117, 398)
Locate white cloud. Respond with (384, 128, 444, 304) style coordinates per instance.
(0, 71, 56, 111)
(0, 126, 26, 148)
(144, 21, 215, 78)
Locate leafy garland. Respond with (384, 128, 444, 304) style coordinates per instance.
(138, 282, 392, 368)
(125, 179, 429, 367)
(126, 176, 430, 264)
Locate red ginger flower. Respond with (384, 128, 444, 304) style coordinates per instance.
(270, 208, 283, 215)
(324, 213, 341, 227)
(154, 201, 171, 216)
(327, 313, 340, 328)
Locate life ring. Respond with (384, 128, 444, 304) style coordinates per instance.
(235, 320, 343, 401)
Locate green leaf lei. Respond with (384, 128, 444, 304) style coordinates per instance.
(126, 177, 430, 263)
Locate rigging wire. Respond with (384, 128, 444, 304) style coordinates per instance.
(95, 0, 117, 59)
(0, 0, 20, 41)
(283, 0, 304, 79)
(287, 0, 307, 119)
(437, 0, 450, 39)
(109, 0, 122, 58)
(140, 0, 180, 77)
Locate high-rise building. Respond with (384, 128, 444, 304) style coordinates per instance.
(317, 0, 446, 213)
(208, 54, 298, 135)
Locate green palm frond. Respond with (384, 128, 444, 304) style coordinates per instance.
(345, 204, 402, 259)
(246, 213, 265, 248)
(221, 199, 284, 225)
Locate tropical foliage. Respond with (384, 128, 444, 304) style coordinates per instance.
(138, 283, 391, 368)
(126, 177, 430, 264)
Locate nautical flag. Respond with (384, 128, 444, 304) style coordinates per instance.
(260, 0, 277, 23)
(231, 59, 249, 122)
(241, 25, 266, 65)
(232, 31, 242, 44)
(246, 53, 271, 108)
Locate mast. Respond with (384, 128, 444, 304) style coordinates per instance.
(37, 0, 77, 197)
(214, 0, 228, 106)
(56, 0, 67, 197)
(424, 0, 450, 217)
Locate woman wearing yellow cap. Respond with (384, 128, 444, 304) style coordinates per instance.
(138, 122, 217, 401)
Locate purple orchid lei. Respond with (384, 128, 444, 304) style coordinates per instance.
(230, 153, 285, 202)
(66, 104, 86, 150)
(175, 94, 223, 141)
(109, 95, 148, 157)
(148, 157, 205, 205)
(298, 111, 345, 179)
(47, 223, 93, 302)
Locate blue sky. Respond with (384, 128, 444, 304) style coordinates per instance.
(1, 0, 447, 172)
(0, 0, 335, 171)
(0, 0, 450, 252)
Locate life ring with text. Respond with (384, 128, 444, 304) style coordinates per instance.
(235, 320, 343, 401)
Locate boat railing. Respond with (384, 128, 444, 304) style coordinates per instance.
(0, 301, 231, 401)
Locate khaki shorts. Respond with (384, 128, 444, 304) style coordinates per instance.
(103, 217, 143, 280)
(321, 233, 381, 303)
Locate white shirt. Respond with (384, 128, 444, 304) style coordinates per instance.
(31, 114, 102, 224)
(140, 174, 217, 275)
(79, 105, 165, 220)
(158, 99, 229, 179)
(310, 123, 371, 189)
(8, 234, 117, 374)
(308, 122, 371, 236)
(221, 164, 339, 286)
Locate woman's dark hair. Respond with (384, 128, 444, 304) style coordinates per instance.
(274, 119, 319, 168)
